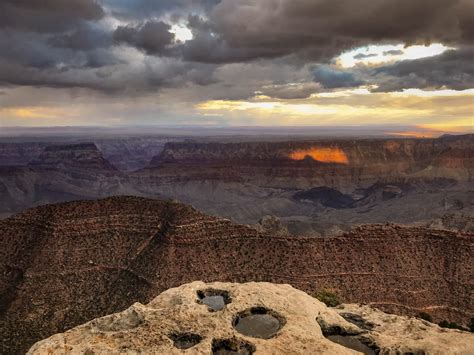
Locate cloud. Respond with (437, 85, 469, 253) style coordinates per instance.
(113, 21, 175, 56)
(353, 53, 378, 59)
(259, 82, 322, 99)
(373, 47, 474, 91)
(104, 0, 220, 20)
(48, 24, 112, 50)
(179, 0, 473, 64)
(0, 0, 104, 33)
(383, 50, 404, 56)
(0, 0, 472, 124)
(313, 66, 364, 89)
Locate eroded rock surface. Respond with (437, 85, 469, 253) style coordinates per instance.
(335, 304, 474, 354)
(28, 282, 474, 355)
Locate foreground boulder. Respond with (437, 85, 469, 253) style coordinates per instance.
(28, 282, 474, 354)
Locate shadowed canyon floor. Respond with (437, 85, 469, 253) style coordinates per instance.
(0, 197, 472, 354)
(28, 282, 474, 355)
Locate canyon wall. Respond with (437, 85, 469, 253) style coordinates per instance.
(143, 135, 473, 190)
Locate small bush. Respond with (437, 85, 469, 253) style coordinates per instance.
(314, 289, 341, 307)
(438, 320, 449, 328)
(418, 312, 433, 322)
(438, 320, 467, 331)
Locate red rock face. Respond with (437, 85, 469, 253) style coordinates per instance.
(0, 196, 472, 354)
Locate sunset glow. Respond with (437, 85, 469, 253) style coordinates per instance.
(288, 147, 349, 164)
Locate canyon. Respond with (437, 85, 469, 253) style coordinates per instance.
(0, 134, 472, 235)
(0, 196, 472, 354)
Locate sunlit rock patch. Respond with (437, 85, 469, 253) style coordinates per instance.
(288, 147, 349, 164)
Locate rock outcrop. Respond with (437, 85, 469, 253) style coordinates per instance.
(0, 197, 472, 354)
(0, 143, 131, 217)
(29, 143, 117, 171)
(0, 143, 48, 166)
(28, 282, 474, 354)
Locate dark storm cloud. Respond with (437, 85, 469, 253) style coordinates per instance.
(0, 0, 472, 95)
(259, 82, 323, 99)
(383, 50, 404, 56)
(105, 0, 221, 20)
(0, 55, 218, 95)
(0, 0, 104, 33)
(48, 24, 112, 50)
(113, 21, 175, 55)
(353, 53, 378, 60)
(372, 47, 474, 91)
(0, 28, 118, 71)
(313, 66, 364, 89)
(180, 0, 473, 64)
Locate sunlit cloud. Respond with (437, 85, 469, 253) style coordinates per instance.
(0, 105, 86, 127)
(3, 107, 65, 119)
(196, 88, 474, 130)
(171, 24, 193, 43)
(391, 88, 474, 97)
(338, 43, 452, 68)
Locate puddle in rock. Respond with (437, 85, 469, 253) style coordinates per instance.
(197, 289, 231, 311)
(169, 333, 202, 349)
(212, 338, 255, 355)
(339, 312, 375, 330)
(233, 307, 285, 339)
(202, 295, 226, 311)
(327, 335, 375, 355)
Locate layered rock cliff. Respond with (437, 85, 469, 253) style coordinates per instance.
(0, 143, 48, 166)
(1, 197, 472, 353)
(143, 135, 474, 190)
(0, 143, 130, 217)
(29, 143, 118, 171)
(27, 282, 474, 355)
(130, 135, 474, 233)
(1, 136, 472, 233)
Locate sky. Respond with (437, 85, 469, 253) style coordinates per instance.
(0, 0, 473, 133)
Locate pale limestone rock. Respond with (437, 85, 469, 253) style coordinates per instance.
(336, 304, 474, 355)
(28, 282, 474, 355)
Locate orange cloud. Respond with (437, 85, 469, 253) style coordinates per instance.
(288, 147, 349, 164)
(4, 107, 61, 119)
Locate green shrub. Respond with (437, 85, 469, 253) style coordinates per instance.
(438, 320, 467, 331)
(438, 320, 449, 328)
(418, 312, 433, 322)
(314, 289, 341, 307)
